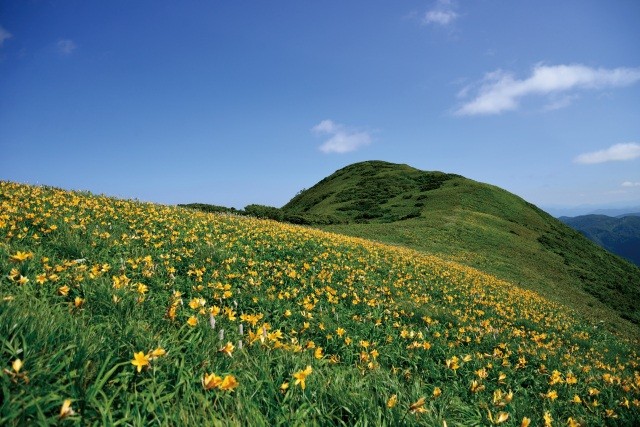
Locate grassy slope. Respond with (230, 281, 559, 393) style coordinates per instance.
(283, 161, 640, 339)
(2, 181, 639, 425)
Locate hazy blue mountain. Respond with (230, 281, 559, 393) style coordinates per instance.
(559, 214, 640, 266)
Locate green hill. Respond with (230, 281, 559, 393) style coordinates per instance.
(560, 214, 640, 266)
(283, 161, 640, 338)
(1, 181, 639, 425)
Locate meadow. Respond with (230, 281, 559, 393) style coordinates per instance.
(1, 181, 639, 425)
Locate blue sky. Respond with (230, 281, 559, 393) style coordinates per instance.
(1, 1, 639, 215)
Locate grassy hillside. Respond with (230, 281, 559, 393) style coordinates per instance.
(1, 181, 639, 425)
(283, 161, 640, 338)
(560, 214, 640, 266)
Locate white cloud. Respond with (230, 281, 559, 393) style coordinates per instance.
(312, 119, 372, 154)
(574, 143, 640, 164)
(543, 94, 579, 111)
(423, 0, 458, 26)
(456, 64, 640, 116)
(57, 39, 77, 55)
(622, 181, 640, 187)
(0, 25, 12, 47)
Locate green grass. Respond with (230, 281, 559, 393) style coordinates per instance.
(1, 181, 639, 425)
(281, 161, 640, 339)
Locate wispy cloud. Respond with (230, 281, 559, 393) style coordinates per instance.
(423, 0, 458, 26)
(455, 64, 640, 116)
(312, 120, 372, 154)
(0, 25, 12, 47)
(574, 143, 640, 164)
(57, 39, 77, 55)
(622, 181, 640, 188)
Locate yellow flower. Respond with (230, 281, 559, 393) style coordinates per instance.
(446, 356, 459, 371)
(387, 394, 398, 408)
(336, 327, 346, 337)
(567, 417, 581, 427)
(9, 251, 33, 262)
(59, 399, 75, 419)
(58, 285, 70, 296)
(495, 412, 509, 424)
(131, 351, 150, 372)
(409, 397, 426, 413)
(470, 380, 485, 393)
(74, 297, 84, 308)
(545, 389, 558, 400)
(432, 387, 442, 398)
(219, 375, 239, 391)
(293, 365, 312, 390)
(571, 394, 582, 404)
(314, 347, 323, 359)
(520, 417, 531, 427)
(219, 341, 235, 357)
(280, 382, 289, 393)
(187, 316, 198, 327)
(148, 347, 166, 359)
(543, 411, 553, 427)
(12, 359, 22, 373)
(202, 373, 223, 390)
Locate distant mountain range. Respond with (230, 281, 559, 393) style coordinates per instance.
(559, 214, 640, 266)
(543, 205, 640, 218)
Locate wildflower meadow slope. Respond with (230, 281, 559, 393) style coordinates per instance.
(1, 181, 639, 426)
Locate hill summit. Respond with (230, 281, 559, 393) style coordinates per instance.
(283, 161, 461, 223)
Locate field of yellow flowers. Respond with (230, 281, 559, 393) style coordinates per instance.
(1, 181, 639, 426)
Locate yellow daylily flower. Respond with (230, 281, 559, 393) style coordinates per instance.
(9, 251, 33, 262)
(202, 373, 223, 390)
(59, 399, 75, 419)
(219, 375, 239, 391)
(293, 365, 312, 390)
(387, 394, 398, 408)
(131, 351, 150, 372)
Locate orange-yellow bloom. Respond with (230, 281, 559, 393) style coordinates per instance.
(219, 375, 239, 391)
(409, 397, 426, 413)
(202, 373, 223, 390)
(495, 412, 509, 424)
(131, 351, 150, 372)
(59, 399, 75, 419)
(387, 394, 398, 408)
(10, 251, 33, 262)
(148, 347, 166, 359)
(219, 341, 235, 357)
(293, 365, 312, 390)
